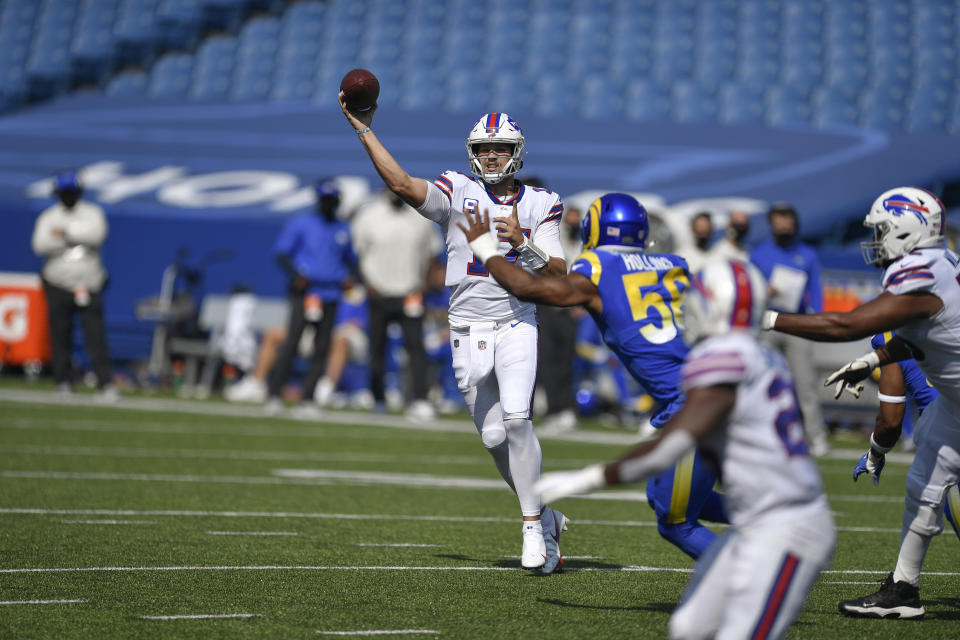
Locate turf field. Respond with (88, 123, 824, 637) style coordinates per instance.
(0, 390, 957, 639)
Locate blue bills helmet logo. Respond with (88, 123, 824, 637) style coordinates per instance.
(882, 194, 930, 224)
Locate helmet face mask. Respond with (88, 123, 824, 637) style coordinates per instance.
(580, 193, 649, 251)
(860, 187, 945, 268)
(466, 113, 525, 184)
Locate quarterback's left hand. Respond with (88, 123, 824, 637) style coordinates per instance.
(536, 464, 607, 503)
(494, 201, 524, 247)
(456, 207, 492, 243)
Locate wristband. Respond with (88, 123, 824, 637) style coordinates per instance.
(877, 392, 906, 404)
(468, 233, 500, 264)
(870, 433, 894, 454)
(516, 236, 550, 270)
(356, 127, 371, 135)
(859, 350, 881, 370)
(761, 310, 779, 331)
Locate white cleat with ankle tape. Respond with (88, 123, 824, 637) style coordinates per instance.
(520, 521, 546, 570)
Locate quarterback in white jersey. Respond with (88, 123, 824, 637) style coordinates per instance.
(536, 260, 835, 640)
(766, 186, 960, 619)
(339, 95, 569, 573)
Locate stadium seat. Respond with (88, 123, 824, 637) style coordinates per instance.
(489, 74, 536, 116)
(445, 72, 493, 113)
(534, 74, 579, 118)
(812, 88, 859, 127)
(579, 76, 625, 119)
(672, 80, 719, 123)
(904, 99, 950, 133)
(399, 69, 448, 111)
(767, 85, 814, 127)
(860, 87, 905, 131)
(106, 70, 148, 97)
(624, 79, 671, 122)
(148, 51, 193, 98)
(189, 35, 237, 100)
(718, 82, 765, 125)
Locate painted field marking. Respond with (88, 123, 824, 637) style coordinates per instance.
(0, 599, 86, 605)
(317, 631, 439, 636)
(207, 531, 298, 536)
(1, 565, 956, 576)
(61, 519, 154, 525)
(0, 507, 900, 533)
(355, 544, 443, 548)
(140, 613, 261, 620)
(821, 581, 878, 585)
(0, 444, 514, 467)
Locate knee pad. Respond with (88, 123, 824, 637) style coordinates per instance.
(904, 473, 946, 537)
(502, 416, 531, 433)
(481, 425, 507, 449)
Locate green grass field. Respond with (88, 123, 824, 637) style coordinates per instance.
(0, 390, 957, 639)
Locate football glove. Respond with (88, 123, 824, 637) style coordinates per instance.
(535, 464, 606, 504)
(824, 351, 880, 399)
(853, 449, 885, 486)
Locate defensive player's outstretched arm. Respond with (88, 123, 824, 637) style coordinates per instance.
(873, 362, 907, 448)
(766, 291, 942, 342)
(457, 208, 598, 309)
(535, 384, 735, 502)
(338, 92, 428, 208)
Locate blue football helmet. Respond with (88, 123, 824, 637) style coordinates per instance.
(580, 193, 649, 250)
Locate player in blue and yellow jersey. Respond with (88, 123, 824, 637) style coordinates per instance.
(457, 192, 727, 559)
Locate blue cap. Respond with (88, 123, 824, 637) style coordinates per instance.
(314, 179, 340, 198)
(55, 170, 81, 191)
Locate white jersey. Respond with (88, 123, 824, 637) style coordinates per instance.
(882, 247, 960, 408)
(683, 332, 825, 528)
(417, 171, 564, 325)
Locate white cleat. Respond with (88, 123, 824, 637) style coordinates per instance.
(404, 399, 436, 422)
(541, 507, 569, 575)
(520, 521, 546, 570)
(225, 376, 267, 403)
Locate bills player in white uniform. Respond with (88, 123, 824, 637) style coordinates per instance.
(339, 95, 569, 573)
(764, 186, 960, 619)
(534, 259, 834, 639)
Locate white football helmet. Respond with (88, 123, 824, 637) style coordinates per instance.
(683, 259, 768, 346)
(860, 187, 945, 267)
(466, 112, 525, 184)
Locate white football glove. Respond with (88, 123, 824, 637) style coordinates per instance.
(824, 351, 880, 399)
(535, 464, 606, 504)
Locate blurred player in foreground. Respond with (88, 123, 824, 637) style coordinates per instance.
(457, 194, 728, 559)
(529, 259, 834, 640)
(764, 187, 960, 619)
(339, 94, 568, 573)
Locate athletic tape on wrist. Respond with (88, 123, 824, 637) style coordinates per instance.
(517, 237, 549, 270)
(468, 233, 500, 264)
(870, 433, 894, 453)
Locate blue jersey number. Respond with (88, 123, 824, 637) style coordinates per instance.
(767, 376, 808, 457)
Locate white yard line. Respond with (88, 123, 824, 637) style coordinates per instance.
(140, 613, 261, 620)
(2, 565, 955, 576)
(61, 519, 154, 525)
(317, 631, 439, 636)
(355, 544, 443, 548)
(0, 599, 86, 605)
(0, 507, 899, 532)
(207, 531, 298, 536)
(821, 581, 878, 585)
(0, 444, 506, 467)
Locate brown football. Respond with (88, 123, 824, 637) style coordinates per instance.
(340, 68, 379, 112)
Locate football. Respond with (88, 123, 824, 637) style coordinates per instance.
(340, 68, 379, 112)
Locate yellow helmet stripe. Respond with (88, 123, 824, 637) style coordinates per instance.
(586, 197, 602, 249)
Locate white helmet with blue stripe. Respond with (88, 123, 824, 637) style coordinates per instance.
(466, 112, 525, 184)
(683, 259, 768, 345)
(861, 187, 945, 267)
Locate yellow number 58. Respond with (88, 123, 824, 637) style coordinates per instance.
(621, 267, 689, 344)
